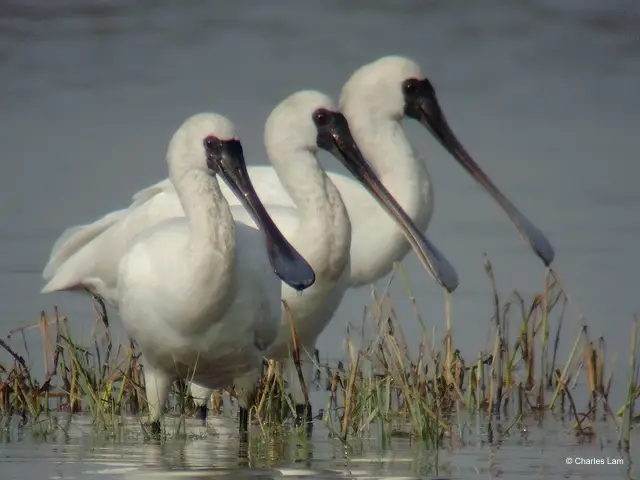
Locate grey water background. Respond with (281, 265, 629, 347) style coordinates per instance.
(0, 0, 639, 478)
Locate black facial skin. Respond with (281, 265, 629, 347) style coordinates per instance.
(203, 135, 315, 291)
(311, 109, 459, 293)
(402, 78, 555, 266)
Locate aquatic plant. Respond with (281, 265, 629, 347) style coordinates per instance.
(0, 257, 638, 453)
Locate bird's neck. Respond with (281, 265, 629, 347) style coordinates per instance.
(339, 107, 434, 286)
(347, 111, 432, 229)
(173, 169, 236, 276)
(270, 148, 351, 283)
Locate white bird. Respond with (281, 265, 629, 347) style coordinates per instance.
(338, 56, 554, 280)
(42, 56, 556, 429)
(42, 90, 457, 431)
(75, 55, 553, 294)
(111, 112, 315, 433)
(131, 56, 557, 424)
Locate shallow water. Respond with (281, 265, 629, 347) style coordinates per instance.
(0, 414, 636, 479)
(1, 0, 640, 477)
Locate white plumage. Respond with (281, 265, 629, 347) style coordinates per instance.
(43, 55, 553, 427)
(43, 89, 457, 427)
(107, 112, 314, 426)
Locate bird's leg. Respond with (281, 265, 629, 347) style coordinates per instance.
(198, 403, 208, 422)
(144, 363, 171, 436)
(188, 382, 210, 423)
(150, 419, 161, 436)
(295, 403, 313, 424)
(238, 429, 249, 463)
(238, 406, 249, 435)
(235, 370, 259, 436)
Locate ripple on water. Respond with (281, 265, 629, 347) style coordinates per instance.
(0, 414, 636, 479)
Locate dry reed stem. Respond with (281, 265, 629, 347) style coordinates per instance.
(0, 256, 637, 451)
(284, 300, 310, 419)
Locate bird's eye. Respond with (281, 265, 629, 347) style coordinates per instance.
(312, 109, 332, 127)
(203, 135, 221, 151)
(402, 78, 420, 95)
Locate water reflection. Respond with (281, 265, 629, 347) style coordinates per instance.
(0, 413, 636, 478)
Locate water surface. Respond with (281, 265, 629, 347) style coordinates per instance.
(1, 0, 639, 478)
(0, 415, 635, 479)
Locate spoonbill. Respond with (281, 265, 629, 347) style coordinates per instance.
(42, 91, 457, 431)
(42, 55, 556, 428)
(157, 55, 557, 423)
(115, 112, 315, 432)
(92, 55, 553, 291)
